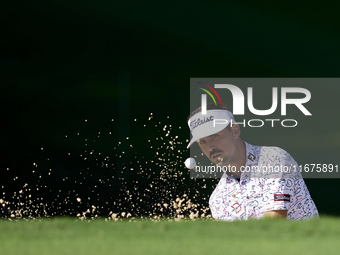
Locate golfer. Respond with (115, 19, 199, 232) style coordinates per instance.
(187, 103, 319, 220)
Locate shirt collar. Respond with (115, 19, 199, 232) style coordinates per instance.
(221, 141, 258, 182)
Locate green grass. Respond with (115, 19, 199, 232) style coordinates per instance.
(0, 216, 339, 255)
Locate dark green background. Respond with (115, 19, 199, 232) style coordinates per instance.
(1, 1, 339, 217)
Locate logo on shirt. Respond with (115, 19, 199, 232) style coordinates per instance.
(231, 202, 241, 214)
(274, 194, 291, 202)
(247, 153, 256, 161)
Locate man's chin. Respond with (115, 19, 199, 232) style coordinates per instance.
(216, 161, 227, 167)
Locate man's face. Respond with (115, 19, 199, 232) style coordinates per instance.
(197, 126, 239, 166)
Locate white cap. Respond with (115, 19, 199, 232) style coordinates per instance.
(187, 110, 235, 148)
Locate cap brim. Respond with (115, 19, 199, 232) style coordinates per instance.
(186, 110, 235, 149)
(186, 138, 196, 149)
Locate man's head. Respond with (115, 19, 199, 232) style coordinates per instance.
(187, 103, 243, 166)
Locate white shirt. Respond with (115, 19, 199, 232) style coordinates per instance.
(209, 142, 319, 221)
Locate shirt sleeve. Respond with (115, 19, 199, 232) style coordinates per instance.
(209, 177, 236, 221)
(209, 180, 228, 220)
(260, 147, 300, 212)
(261, 177, 294, 211)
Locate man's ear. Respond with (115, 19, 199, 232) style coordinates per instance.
(231, 124, 241, 138)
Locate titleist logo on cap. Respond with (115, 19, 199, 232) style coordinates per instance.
(189, 115, 214, 131)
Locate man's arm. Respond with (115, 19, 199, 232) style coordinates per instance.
(264, 210, 288, 218)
